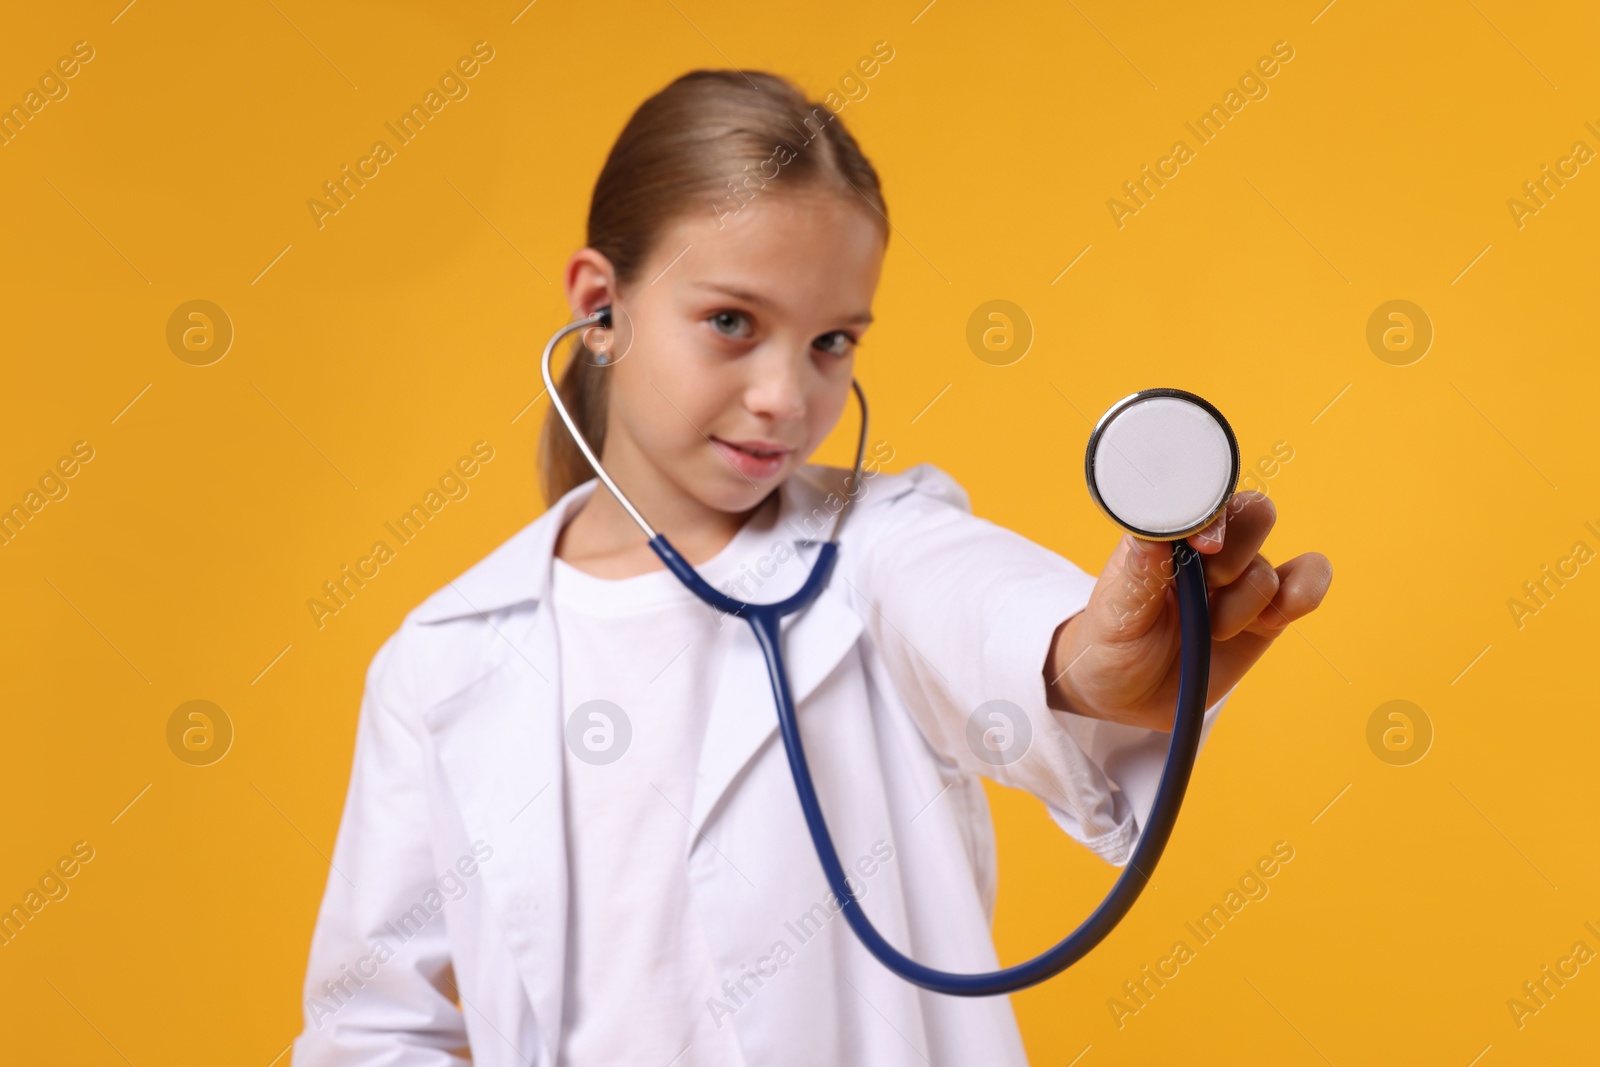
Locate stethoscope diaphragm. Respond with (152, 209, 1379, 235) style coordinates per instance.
(1085, 388, 1240, 541)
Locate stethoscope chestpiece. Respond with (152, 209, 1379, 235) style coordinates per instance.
(1084, 388, 1240, 541)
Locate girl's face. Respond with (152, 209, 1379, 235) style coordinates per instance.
(570, 191, 886, 518)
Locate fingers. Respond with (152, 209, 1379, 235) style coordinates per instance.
(1186, 504, 1228, 553)
(1090, 534, 1181, 642)
(1205, 628, 1276, 698)
(1209, 554, 1280, 640)
(1092, 503, 1332, 651)
(1242, 552, 1335, 637)
(1188, 492, 1277, 589)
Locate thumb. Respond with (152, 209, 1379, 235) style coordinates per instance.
(1093, 533, 1178, 641)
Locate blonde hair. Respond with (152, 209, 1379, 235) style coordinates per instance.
(538, 69, 889, 504)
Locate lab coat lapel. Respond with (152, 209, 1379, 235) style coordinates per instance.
(423, 610, 566, 1067)
(414, 489, 580, 1067)
(687, 475, 867, 833)
(411, 467, 872, 1058)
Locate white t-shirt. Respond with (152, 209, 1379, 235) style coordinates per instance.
(550, 495, 780, 1067)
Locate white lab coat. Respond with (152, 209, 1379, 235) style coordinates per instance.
(292, 461, 1229, 1066)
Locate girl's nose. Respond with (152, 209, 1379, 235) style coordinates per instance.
(744, 349, 808, 421)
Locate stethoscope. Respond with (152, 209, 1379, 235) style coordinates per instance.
(541, 306, 1241, 996)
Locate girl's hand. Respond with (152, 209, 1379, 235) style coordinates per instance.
(1044, 492, 1333, 732)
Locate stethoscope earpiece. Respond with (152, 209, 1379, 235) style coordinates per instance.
(1085, 388, 1240, 541)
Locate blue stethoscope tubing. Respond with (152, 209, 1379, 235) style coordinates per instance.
(540, 306, 1212, 996)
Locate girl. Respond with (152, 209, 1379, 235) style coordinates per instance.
(294, 69, 1331, 1067)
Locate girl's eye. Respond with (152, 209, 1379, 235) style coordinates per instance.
(815, 331, 857, 358)
(709, 310, 752, 338)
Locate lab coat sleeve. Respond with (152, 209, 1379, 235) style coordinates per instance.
(851, 462, 1231, 867)
(292, 626, 472, 1066)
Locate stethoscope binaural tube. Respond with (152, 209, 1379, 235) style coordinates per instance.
(541, 307, 1232, 995)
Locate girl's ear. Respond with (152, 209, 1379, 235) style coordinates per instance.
(564, 247, 619, 320)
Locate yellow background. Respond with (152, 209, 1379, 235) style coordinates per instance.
(3, 0, 1597, 1062)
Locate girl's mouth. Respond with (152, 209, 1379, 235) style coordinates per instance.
(711, 437, 791, 479)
